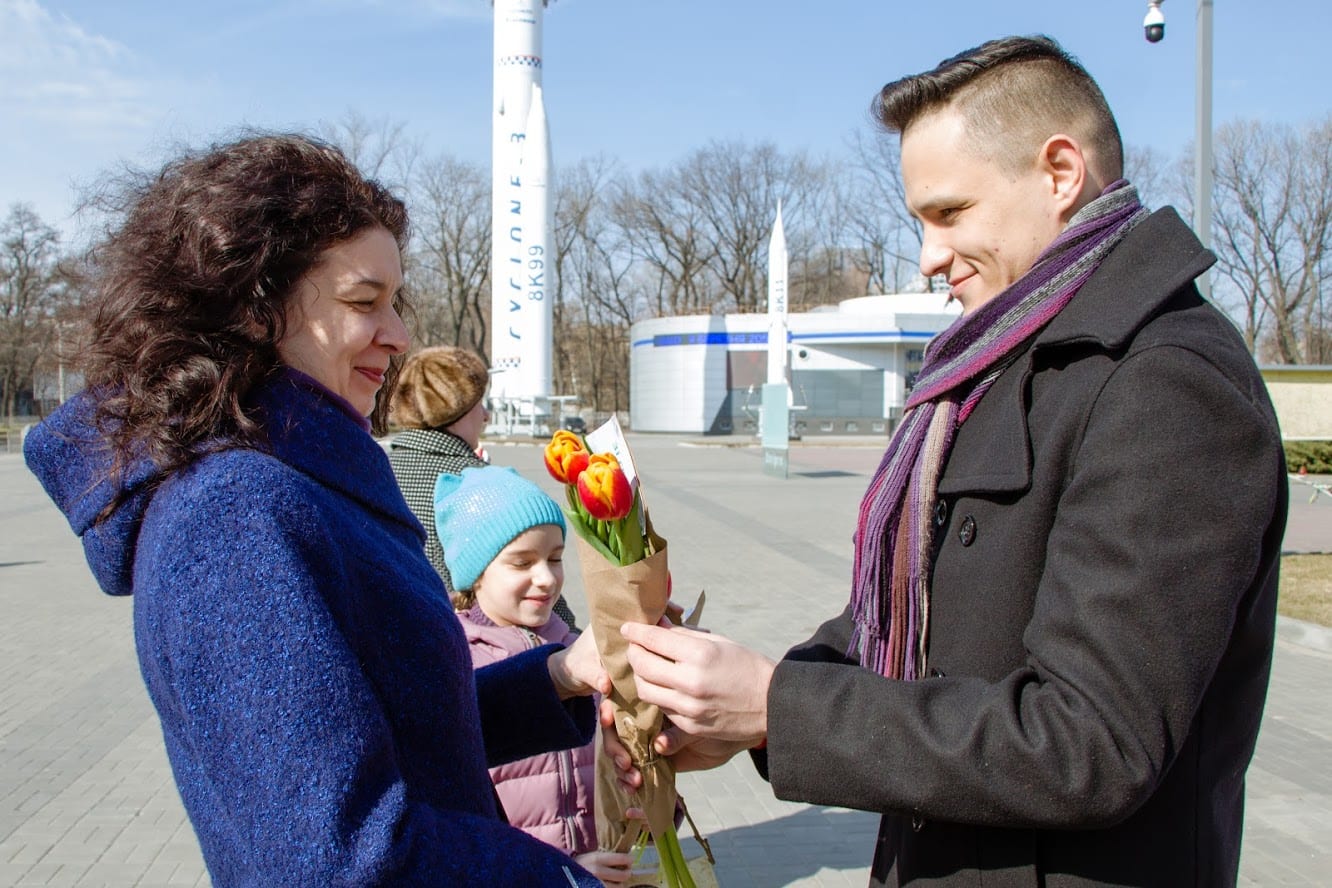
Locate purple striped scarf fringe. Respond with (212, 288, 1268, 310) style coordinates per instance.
(847, 181, 1147, 680)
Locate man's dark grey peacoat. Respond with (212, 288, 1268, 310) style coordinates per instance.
(760, 207, 1288, 887)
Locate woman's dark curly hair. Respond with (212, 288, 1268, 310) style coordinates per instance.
(84, 132, 410, 479)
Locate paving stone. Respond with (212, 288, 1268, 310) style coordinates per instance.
(3, 443, 1330, 886)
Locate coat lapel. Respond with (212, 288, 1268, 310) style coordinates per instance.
(1036, 207, 1215, 353)
(936, 208, 1214, 497)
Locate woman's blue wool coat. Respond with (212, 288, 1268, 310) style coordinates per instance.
(25, 369, 600, 886)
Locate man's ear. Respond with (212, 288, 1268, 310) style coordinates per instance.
(1039, 134, 1090, 219)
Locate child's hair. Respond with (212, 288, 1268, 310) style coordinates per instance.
(433, 466, 567, 607)
(451, 587, 478, 611)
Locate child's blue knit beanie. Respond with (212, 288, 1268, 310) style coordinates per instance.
(433, 466, 567, 592)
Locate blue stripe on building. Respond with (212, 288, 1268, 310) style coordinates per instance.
(633, 330, 937, 348)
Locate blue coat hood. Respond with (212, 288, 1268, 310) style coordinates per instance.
(24, 392, 159, 597)
(22, 368, 413, 600)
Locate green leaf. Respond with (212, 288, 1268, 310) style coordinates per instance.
(614, 497, 647, 565)
(562, 507, 617, 562)
(656, 827, 697, 888)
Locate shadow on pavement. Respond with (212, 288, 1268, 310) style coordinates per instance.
(706, 806, 876, 886)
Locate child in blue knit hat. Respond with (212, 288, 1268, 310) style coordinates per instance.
(434, 466, 637, 885)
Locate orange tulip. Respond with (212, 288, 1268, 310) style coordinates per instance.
(576, 453, 634, 521)
(544, 430, 590, 484)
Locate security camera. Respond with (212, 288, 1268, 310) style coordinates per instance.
(1144, 1, 1166, 43)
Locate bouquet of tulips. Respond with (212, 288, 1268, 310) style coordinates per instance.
(545, 431, 651, 568)
(544, 422, 703, 888)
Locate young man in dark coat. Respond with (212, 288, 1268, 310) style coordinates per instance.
(615, 35, 1287, 887)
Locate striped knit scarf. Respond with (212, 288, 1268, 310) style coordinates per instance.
(848, 180, 1147, 680)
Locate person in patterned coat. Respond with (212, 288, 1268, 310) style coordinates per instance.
(388, 346, 579, 628)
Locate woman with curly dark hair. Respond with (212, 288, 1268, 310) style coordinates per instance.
(23, 133, 606, 887)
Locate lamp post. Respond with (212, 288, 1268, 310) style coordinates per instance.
(1144, 0, 1214, 300)
(1193, 0, 1213, 300)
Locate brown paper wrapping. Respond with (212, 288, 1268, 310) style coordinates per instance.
(576, 525, 678, 852)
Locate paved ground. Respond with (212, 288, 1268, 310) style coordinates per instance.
(1, 436, 1329, 887)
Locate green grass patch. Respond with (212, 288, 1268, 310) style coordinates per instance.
(1280, 554, 1332, 627)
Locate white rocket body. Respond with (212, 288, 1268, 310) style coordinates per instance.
(521, 85, 553, 398)
(766, 202, 790, 385)
(491, 0, 552, 406)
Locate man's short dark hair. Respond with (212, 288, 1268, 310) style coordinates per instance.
(872, 35, 1124, 180)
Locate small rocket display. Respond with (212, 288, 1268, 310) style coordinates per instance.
(760, 202, 792, 475)
(766, 201, 790, 385)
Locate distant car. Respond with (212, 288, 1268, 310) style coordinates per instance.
(562, 416, 587, 434)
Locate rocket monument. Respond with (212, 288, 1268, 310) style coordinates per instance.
(491, 0, 554, 424)
(760, 202, 793, 476)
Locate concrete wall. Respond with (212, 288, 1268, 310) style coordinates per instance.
(1261, 366, 1332, 440)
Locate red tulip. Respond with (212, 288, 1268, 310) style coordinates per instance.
(544, 430, 590, 484)
(576, 453, 634, 521)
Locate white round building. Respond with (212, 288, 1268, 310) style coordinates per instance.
(629, 293, 960, 435)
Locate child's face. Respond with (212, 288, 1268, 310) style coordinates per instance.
(474, 524, 566, 628)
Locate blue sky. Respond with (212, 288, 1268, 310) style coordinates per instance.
(3, 0, 1329, 242)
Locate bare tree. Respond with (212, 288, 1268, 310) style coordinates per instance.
(1211, 116, 1332, 361)
(677, 140, 823, 313)
(290, 111, 1330, 416)
(318, 110, 420, 192)
(553, 155, 641, 410)
(613, 168, 718, 317)
(0, 204, 68, 419)
(842, 129, 934, 294)
(1122, 143, 1185, 211)
(787, 161, 864, 310)
(1294, 119, 1332, 363)
(409, 154, 492, 354)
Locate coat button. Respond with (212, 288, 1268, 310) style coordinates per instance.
(934, 500, 949, 527)
(958, 515, 977, 546)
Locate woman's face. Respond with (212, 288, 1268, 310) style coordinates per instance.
(473, 525, 565, 628)
(449, 398, 490, 451)
(278, 226, 409, 416)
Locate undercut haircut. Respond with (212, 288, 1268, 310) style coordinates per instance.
(872, 35, 1124, 181)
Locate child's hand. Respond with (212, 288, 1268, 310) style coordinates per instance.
(548, 628, 609, 699)
(573, 850, 635, 885)
(601, 699, 642, 793)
